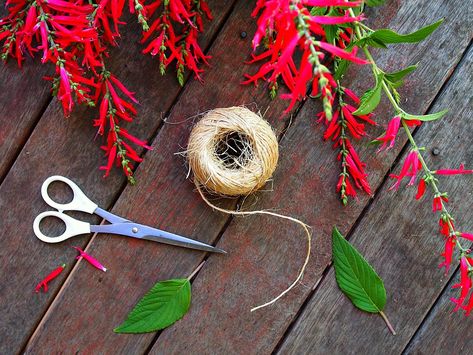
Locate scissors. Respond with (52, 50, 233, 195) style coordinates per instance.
(33, 175, 225, 254)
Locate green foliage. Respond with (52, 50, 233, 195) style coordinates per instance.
(368, 19, 443, 44)
(365, 0, 386, 7)
(385, 64, 418, 83)
(402, 109, 448, 122)
(332, 227, 386, 313)
(353, 73, 384, 115)
(114, 279, 191, 333)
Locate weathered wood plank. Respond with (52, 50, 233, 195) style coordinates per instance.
(403, 257, 473, 354)
(0, 62, 51, 180)
(277, 45, 473, 354)
(147, 1, 473, 354)
(0, 2, 235, 353)
(22, 1, 297, 353)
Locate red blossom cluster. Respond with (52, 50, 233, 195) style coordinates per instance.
(0, 0, 212, 182)
(244, 0, 371, 203)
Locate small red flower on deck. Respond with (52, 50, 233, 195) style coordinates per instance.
(73, 247, 107, 272)
(35, 264, 66, 293)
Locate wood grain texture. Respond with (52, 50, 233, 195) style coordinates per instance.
(0, 1, 234, 353)
(148, 1, 473, 354)
(0, 62, 51, 180)
(277, 45, 473, 355)
(23, 1, 297, 353)
(403, 251, 473, 354)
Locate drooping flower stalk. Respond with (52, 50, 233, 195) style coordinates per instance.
(347, 8, 473, 315)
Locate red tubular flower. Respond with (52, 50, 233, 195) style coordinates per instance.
(432, 195, 448, 212)
(438, 236, 456, 274)
(434, 164, 473, 175)
(439, 217, 453, 237)
(374, 116, 401, 151)
(415, 178, 426, 200)
(450, 257, 472, 311)
(459, 232, 473, 241)
(389, 151, 421, 190)
(35, 264, 66, 293)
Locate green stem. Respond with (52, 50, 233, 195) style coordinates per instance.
(348, 8, 471, 259)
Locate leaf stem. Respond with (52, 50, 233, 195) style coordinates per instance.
(379, 311, 396, 335)
(187, 260, 206, 281)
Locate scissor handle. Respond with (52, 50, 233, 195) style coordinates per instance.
(33, 211, 91, 243)
(41, 175, 98, 213)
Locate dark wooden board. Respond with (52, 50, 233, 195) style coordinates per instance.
(23, 1, 298, 353)
(403, 253, 473, 354)
(0, 62, 51, 180)
(147, 1, 473, 354)
(0, 1, 236, 353)
(277, 45, 473, 355)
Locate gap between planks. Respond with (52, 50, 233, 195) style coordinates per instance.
(271, 36, 473, 355)
(19, 1, 240, 352)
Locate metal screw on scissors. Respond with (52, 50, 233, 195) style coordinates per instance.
(33, 175, 226, 254)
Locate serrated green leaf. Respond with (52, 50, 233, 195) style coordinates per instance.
(365, 0, 385, 6)
(385, 64, 418, 83)
(402, 109, 448, 122)
(352, 73, 384, 115)
(369, 19, 443, 44)
(332, 227, 386, 313)
(114, 279, 191, 333)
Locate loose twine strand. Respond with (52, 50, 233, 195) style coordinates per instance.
(186, 107, 312, 312)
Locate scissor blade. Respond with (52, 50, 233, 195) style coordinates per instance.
(92, 222, 226, 254)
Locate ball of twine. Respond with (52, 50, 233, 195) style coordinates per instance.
(186, 106, 311, 312)
(187, 106, 279, 196)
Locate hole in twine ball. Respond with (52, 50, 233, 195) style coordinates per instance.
(187, 107, 279, 196)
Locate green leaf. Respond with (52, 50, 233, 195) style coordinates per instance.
(334, 58, 350, 80)
(352, 73, 384, 115)
(332, 227, 386, 313)
(369, 19, 443, 44)
(114, 279, 191, 333)
(385, 64, 418, 83)
(402, 109, 448, 122)
(365, 0, 386, 6)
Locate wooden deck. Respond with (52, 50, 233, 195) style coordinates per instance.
(1, 0, 472, 353)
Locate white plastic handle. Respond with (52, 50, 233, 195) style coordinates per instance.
(41, 175, 98, 214)
(33, 211, 91, 243)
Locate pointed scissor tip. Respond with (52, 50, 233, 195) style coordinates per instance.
(215, 247, 227, 254)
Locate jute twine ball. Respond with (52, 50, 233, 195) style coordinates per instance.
(187, 107, 279, 196)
